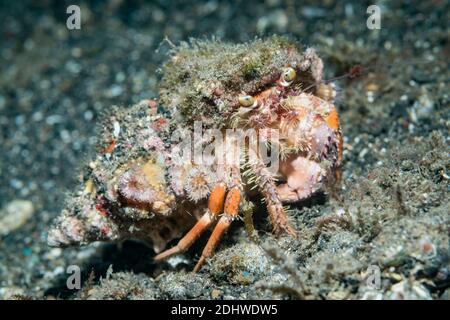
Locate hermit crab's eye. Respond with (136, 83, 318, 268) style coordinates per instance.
(239, 95, 255, 107)
(282, 67, 297, 82)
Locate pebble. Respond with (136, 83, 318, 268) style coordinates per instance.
(256, 10, 288, 33)
(0, 200, 34, 236)
(211, 289, 221, 299)
(389, 281, 432, 300)
(44, 248, 62, 260)
(409, 88, 434, 122)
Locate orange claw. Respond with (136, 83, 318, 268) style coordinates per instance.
(154, 183, 226, 262)
(193, 187, 240, 272)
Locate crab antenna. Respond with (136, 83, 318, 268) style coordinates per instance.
(303, 64, 372, 92)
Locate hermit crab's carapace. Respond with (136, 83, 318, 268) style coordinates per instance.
(48, 37, 343, 272)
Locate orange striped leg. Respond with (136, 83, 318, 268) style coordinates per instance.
(154, 183, 226, 262)
(193, 187, 241, 272)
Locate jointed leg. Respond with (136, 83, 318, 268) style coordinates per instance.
(154, 183, 226, 262)
(193, 186, 241, 272)
(156, 135, 244, 271)
(155, 165, 243, 272)
(248, 148, 297, 237)
(264, 182, 297, 237)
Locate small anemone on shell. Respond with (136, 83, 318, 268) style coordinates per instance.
(118, 169, 156, 209)
(115, 158, 174, 216)
(184, 167, 214, 202)
(116, 160, 165, 208)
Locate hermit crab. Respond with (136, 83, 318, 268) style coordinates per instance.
(48, 37, 343, 272)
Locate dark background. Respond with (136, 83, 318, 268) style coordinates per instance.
(0, 0, 448, 299)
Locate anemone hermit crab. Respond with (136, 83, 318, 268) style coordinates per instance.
(48, 37, 343, 272)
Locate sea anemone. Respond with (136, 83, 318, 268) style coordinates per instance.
(118, 168, 156, 210)
(184, 167, 212, 202)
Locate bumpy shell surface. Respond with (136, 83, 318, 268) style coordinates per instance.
(159, 36, 324, 128)
(48, 37, 333, 254)
(48, 101, 201, 253)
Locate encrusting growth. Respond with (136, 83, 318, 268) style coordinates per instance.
(48, 36, 343, 272)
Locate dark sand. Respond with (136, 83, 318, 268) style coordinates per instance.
(0, 0, 448, 299)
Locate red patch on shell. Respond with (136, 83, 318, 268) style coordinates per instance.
(95, 202, 109, 217)
(101, 138, 116, 155)
(100, 226, 110, 237)
(151, 118, 168, 132)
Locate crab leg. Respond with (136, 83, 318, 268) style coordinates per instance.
(154, 183, 226, 262)
(248, 147, 297, 237)
(193, 186, 241, 272)
(192, 161, 243, 272)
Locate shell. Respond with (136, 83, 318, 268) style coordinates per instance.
(48, 37, 342, 257)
